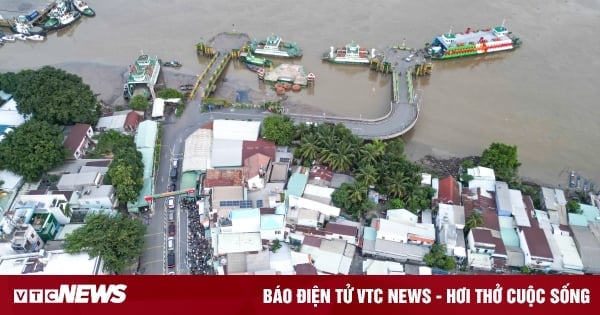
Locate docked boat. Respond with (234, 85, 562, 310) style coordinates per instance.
(249, 34, 302, 58)
(163, 60, 182, 68)
(11, 15, 46, 36)
(239, 52, 273, 67)
(322, 42, 374, 64)
(245, 63, 264, 72)
(426, 23, 522, 60)
(27, 35, 45, 41)
(1, 35, 16, 42)
(72, 0, 96, 17)
(58, 10, 82, 29)
(13, 34, 28, 41)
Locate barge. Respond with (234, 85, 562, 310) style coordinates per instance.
(322, 42, 374, 65)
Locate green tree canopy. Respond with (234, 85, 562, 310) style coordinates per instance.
(566, 200, 581, 214)
(105, 146, 144, 205)
(465, 211, 484, 234)
(0, 120, 66, 182)
(261, 114, 295, 145)
(157, 88, 184, 99)
(1, 66, 100, 125)
(479, 142, 521, 183)
(424, 243, 456, 271)
(129, 94, 150, 111)
(94, 130, 136, 156)
(64, 213, 146, 274)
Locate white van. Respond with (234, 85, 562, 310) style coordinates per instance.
(167, 237, 175, 251)
(166, 197, 175, 209)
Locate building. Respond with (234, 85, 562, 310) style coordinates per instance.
(287, 167, 309, 197)
(212, 119, 261, 141)
(182, 128, 212, 173)
(435, 176, 461, 206)
(324, 222, 358, 245)
(436, 204, 466, 260)
(96, 110, 142, 133)
(10, 224, 45, 253)
(129, 120, 158, 213)
(308, 165, 334, 187)
(0, 250, 105, 275)
(540, 187, 568, 225)
(56, 171, 103, 191)
(466, 166, 496, 193)
(302, 184, 335, 205)
(260, 213, 285, 241)
(242, 139, 276, 163)
(204, 169, 244, 193)
(151, 98, 180, 120)
(69, 185, 118, 215)
(63, 123, 94, 160)
(243, 153, 271, 190)
(211, 186, 246, 218)
(0, 92, 28, 143)
(517, 226, 553, 271)
(495, 181, 531, 227)
(569, 225, 600, 274)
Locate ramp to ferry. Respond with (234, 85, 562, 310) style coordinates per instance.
(189, 32, 251, 101)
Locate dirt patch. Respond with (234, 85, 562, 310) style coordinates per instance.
(416, 155, 480, 178)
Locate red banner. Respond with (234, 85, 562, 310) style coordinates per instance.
(1, 276, 598, 315)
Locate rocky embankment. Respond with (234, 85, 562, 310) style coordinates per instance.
(416, 155, 481, 178)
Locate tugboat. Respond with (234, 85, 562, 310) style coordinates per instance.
(426, 22, 522, 60)
(72, 0, 96, 17)
(239, 52, 273, 67)
(249, 34, 303, 58)
(57, 10, 81, 29)
(322, 42, 374, 65)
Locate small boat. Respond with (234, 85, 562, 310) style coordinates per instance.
(58, 11, 81, 29)
(11, 15, 46, 36)
(72, 0, 96, 17)
(163, 60, 182, 68)
(322, 42, 373, 65)
(27, 35, 45, 41)
(239, 52, 273, 67)
(425, 22, 522, 60)
(13, 34, 28, 41)
(1, 35, 15, 42)
(249, 34, 303, 58)
(245, 63, 264, 72)
(179, 84, 194, 91)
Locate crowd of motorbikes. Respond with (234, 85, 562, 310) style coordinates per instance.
(182, 198, 215, 275)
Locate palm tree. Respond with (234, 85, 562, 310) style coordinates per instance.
(465, 211, 484, 233)
(296, 133, 320, 163)
(355, 164, 378, 188)
(347, 181, 368, 204)
(322, 142, 354, 172)
(385, 171, 412, 199)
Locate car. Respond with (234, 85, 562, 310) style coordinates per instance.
(169, 167, 177, 179)
(404, 54, 415, 62)
(167, 252, 175, 268)
(167, 210, 175, 222)
(168, 223, 176, 236)
(163, 60, 182, 68)
(167, 237, 175, 251)
(166, 197, 175, 209)
(168, 183, 176, 192)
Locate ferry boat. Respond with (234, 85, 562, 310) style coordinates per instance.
(72, 0, 96, 17)
(123, 53, 162, 100)
(322, 42, 374, 65)
(239, 52, 273, 67)
(249, 34, 302, 58)
(426, 22, 522, 60)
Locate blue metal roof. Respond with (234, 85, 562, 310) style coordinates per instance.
(229, 208, 260, 219)
(287, 168, 309, 197)
(260, 214, 284, 230)
(363, 226, 377, 241)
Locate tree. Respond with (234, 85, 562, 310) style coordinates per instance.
(295, 133, 320, 163)
(0, 120, 66, 182)
(355, 164, 378, 188)
(129, 94, 150, 111)
(261, 115, 295, 145)
(3, 66, 100, 125)
(270, 239, 282, 253)
(479, 142, 521, 183)
(64, 213, 146, 274)
(106, 147, 144, 205)
(94, 130, 135, 157)
(156, 88, 184, 99)
(465, 211, 484, 234)
(566, 200, 581, 214)
(322, 142, 354, 172)
(424, 243, 456, 271)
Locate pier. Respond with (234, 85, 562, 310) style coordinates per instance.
(189, 32, 432, 140)
(0, 0, 56, 27)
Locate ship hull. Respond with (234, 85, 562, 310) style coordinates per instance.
(323, 57, 371, 65)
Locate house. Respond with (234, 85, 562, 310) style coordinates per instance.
(57, 172, 102, 191)
(96, 111, 142, 133)
(540, 187, 568, 225)
(308, 165, 334, 187)
(216, 232, 262, 256)
(302, 184, 335, 205)
(211, 185, 245, 218)
(495, 181, 531, 227)
(0, 94, 28, 141)
(0, 250, 105, 275)
(302, 238, 354, 275)
(204, 169, 244, 192)
(362, 259, 405, 275)
(324, 222, 358, 245)
(435, 176, 461, 206)
(242, 138, 276, 162)
(69, 185, 119, 215)
(570, 225, 600, 274)
(436, 204, 466, 259)
(517, 226, 553, 271)
(63, 123, 94, 160)
(243, 153, 271, 190)
(294, 263, 318, 275)
(10, 224, 45, 253)
(260, 213, 285, 241)
(268, 162, 289, 183)
(466, 166, 496, 193)
(467, 228, 507, 271)
(287, 167, 309, 197)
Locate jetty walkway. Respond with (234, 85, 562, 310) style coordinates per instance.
(190, 32, 432, 140)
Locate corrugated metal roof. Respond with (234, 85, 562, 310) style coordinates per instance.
(135, 120, 158, 149)
(211, 139, 243, 167)
(287, 168, 309, 197)
(183, 128, 212, 172)
(212, 119, 261, 141)
(180, 171, 198, 191)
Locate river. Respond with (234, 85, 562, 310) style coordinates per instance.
(1, 0, 599, 187)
